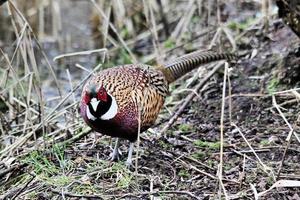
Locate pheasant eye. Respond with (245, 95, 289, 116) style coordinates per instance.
(97, 88, 107, 101)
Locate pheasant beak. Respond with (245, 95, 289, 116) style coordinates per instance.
(90, 98, 100, 112)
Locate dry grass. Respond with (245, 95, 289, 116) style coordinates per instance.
(0, 0, 300, 199)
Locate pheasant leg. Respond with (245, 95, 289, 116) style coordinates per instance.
(110, 138, 121, 161)
(125, 142, 134, 167)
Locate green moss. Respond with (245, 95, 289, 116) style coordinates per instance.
(191, 152, 205, 160)
(27, 191, 39, 199)
(227, 17, 256, 31)
(267, 77, 279, 94)
(207, 159, 214, 167)
(110, 163, 133, 189)
(191, 15, 201, 23)
(44, 175, 73, 187)
(259, 139, 269, 147)
(178, 169, 190, 178)
(224, 164, 231, 171)
(178, 124, 194, 133)
(22, 144, 69, 177)
(120, 27, 130, 39)
(266, 176, 274, 186)
(23, 150, 59, 176)
(117, 173, 133, 188)
(163, 38, 175, 49)
(72, 183, 99, 195)
(52, 144, 67, 168)
(159, 140, 172, 149)
(194, 140, 220, 150)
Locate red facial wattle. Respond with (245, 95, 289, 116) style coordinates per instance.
(97, 87, 108, 102)
(83, 92, 91, 104)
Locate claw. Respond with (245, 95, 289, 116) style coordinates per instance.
(125, 160, 132, 167)
(109, 139, 135, 167)
(110, 138, 121, 161)
(125, 142, 134, 167)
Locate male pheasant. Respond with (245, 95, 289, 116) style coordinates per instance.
(80, 51, 237, 165)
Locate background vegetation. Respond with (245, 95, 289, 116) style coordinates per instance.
(0, 0, 299, 199)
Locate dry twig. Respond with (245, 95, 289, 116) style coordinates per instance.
(161, 61, 225, 134)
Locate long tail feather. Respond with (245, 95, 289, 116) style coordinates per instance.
(159, 51, 238, 83)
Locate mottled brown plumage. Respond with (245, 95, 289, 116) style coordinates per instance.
(81, 64, 168, 142)
(80, 51, 237, 165)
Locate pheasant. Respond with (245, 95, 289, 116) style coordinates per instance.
(80, 50, 237, 165)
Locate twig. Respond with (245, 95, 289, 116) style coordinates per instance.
(273, 88, 300, 95)
(218, 62, 229, 200)
(276, 137, 292, 181)
(189, 165, 239, 184)
(50, 188, 105, 199)
(8, 1, 64, 98)
(90, 0, 137, 63)
(231, 123, 274, 178)
(262, 0, 270, 33)
(157, 0, 169, 36)
(0, 163, 27, 179)
(185, 156, 214, 170)
(160, 61, 225, 134)
(227, 68, 233, 124)
(135, 93, 142, 175)
(11, 174, 35, 200)
(272, 95, 296, 180)
(0, 63, 101, 158)
(272, 95, 300, 143)
(240, 154, 246, 189)
(53, 48, 107, 61)
(50, 188, 200, 200)
(117, 190, 200, 200)
(171, 0, 196, 44)
(58, 127, 92, 147)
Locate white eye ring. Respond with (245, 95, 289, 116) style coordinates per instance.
(86, 106, 96, 121)
(100, 93, 118, 120)
(90, 98, 100, 112)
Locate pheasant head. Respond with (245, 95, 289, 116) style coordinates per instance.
(81, 83, 118, 122)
